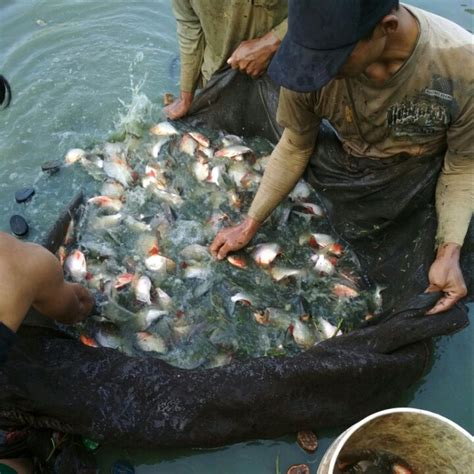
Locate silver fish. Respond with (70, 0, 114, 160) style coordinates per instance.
(180, 244, 210, 262)
(289, 180, 312, 201)
(150, 121, 179, 136)
(183, 263, 211, 280)
(215, 145, 252, 159)
(189, 132, 210, 148)
(100, 181, 125, 199)
(136, 331, 167, 353)
(179, 133, 198, 156)
(64, 250, 87, 282)
(251, 243, 282, 266)
(64, 148, 87, 164)
(145, 254, 176, 273)
(269, 266, 307, 282)
(292, 319, 318, 349)
(88, 196, 123, 213)
(151, 137, 169, 158)
(103, 156, 135, 187)
(90, 213, 123, 230)
(133, 275, 153, 305)
(311, 254, 336, 275)
(317, 317, 342, 339)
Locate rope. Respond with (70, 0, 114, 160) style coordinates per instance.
(0, 409, 73, 433)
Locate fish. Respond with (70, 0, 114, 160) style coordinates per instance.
(150, 121, 179, 136)
(289, 180, 312, 201)
(179, 133, 198, 156)
(228, 161, 249, 187)
(254, 308, 292, 330)
(114, 273, 134, 289)
(57, 245, 67, 266)
(103, 156, 135, 187)
(136, 308, 168, 330)
(188, 132, 210, 148)
(88, 196, 123, 213)
(326, 242, 344, 257)
(206, 165, 224, 186)
(300, 233, 335, 248)
(197, 145, 214, 159)
(156, 288, 173, 311)
(215, 145, 252, 159)
(145, 254, 176, 273)
(317, 316, 342, 338)
(332, 283, 359, 298)
(221, 134, 243, 147)
(231, 292, 254, 306)
(183, 263, 211, 280)
(136, 331, 167, 353)
(269, 266, 306, 282)
(94, 323, 122, 349)
(192, 158, 210, 182)
(227, 254, 248, 269)
(100, 180, 125, 199)
(180, 244, 210, 262)
(63, 219, 75, 245)
(65, 148, 87, 164)
(79, 334, 98, 348)
(311, 254, 336, 275)
(291, 319, 318, 349)
(133, 275, 153, 305)
(64, 250, 88, 282)
(151, 137, 170, 158)
(124, 216, 152, 233)
(90, 213, 123, 230)
(293, 202, 324, 217)
(251, 243, 282, 266)
(64, 122, 377, 367)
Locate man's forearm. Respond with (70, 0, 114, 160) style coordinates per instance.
(435, 164, 473, 246)
(248, 128, 317, 222)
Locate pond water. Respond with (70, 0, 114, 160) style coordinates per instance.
(0, 1, 472, 472)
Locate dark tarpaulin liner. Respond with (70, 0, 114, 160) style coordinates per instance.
(0, 69, 471, 453)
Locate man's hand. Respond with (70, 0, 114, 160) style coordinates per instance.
(425, 243, 467, 314)
(210, 216, 261, 260)
(227, 31, 281, 79)
(163, 90, 194, 120)
(71, 283, 95, 322)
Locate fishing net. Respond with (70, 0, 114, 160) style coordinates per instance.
(0, 68, 471, 452)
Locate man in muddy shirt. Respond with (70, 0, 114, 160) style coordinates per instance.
(164, 0, 287, 119)
(0, 232, 94, 365)
(211, 0, 473, 314)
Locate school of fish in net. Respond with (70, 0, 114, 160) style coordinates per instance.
(60, 120, 382, 369)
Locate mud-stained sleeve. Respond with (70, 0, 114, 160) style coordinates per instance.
(276, 87, 320, 134)
(173, 0, 205, 93)
(435, 151, 473, 246)
(271, 17, 287, 41)
(435, 86, 474, 246)
(248, 127, 317, 222)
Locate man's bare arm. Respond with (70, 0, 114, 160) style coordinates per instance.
(28, 243, 94, 324)
(210, 128, 317, 259)
(0, 235, 93, 332)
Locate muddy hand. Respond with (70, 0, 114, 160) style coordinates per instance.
(163, 91, 194, 120)
(210, 216, 260, 260)
(425, 243, 467, 314)
(227, 32, 281, 79)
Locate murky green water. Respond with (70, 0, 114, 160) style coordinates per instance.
(0, 1, 472, 472)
